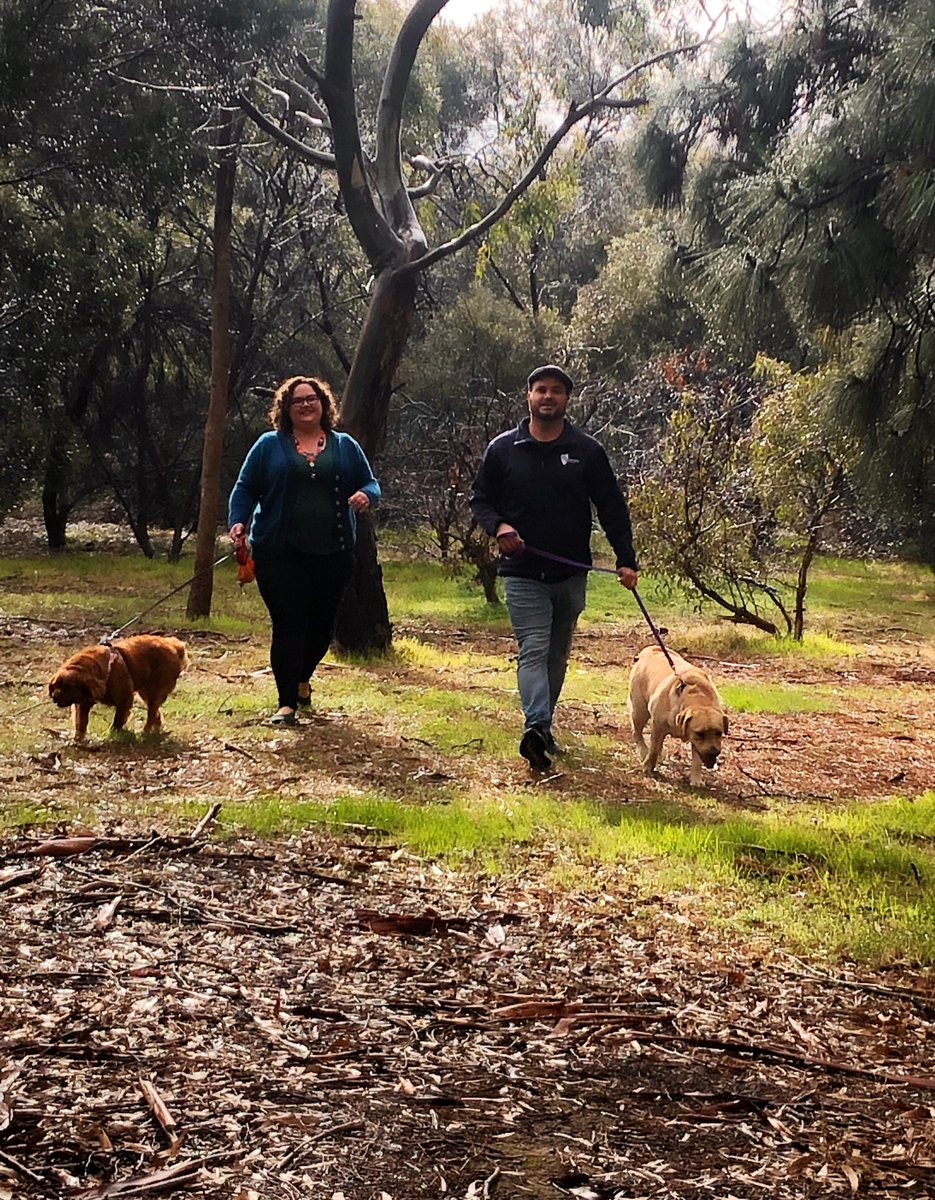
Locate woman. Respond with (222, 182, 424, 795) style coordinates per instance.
(229, 376, 380, 725)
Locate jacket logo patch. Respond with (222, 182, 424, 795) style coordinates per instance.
(560, 454, 579, 466)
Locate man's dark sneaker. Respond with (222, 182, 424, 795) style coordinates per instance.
(542, 728, 562, 755)
(519, 726, 552, 772)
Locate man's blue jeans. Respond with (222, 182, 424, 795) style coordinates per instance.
(503, 574, 587, 733)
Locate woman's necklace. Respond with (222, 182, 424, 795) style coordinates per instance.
(295, 433, 326, 477)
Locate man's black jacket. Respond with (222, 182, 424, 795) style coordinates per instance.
(470, 418, 638, 581)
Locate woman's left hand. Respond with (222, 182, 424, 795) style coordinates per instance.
(348, 491, 370, 513)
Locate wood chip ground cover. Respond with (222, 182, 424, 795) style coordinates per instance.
(3, 832, 935, 1200)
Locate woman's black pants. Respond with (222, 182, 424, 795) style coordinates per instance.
(252, 546, 353, 709)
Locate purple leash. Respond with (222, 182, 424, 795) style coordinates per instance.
(509, 542, 679, 674)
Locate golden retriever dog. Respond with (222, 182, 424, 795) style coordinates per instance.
(48, 634, 188, 740)
(627, 646, 728, 787)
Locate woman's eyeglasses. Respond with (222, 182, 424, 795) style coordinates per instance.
(290, 395, 321, 406)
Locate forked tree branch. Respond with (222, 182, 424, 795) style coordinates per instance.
(237, 93, 337, 169)
(374, 0, 450, 248)
(400, 39, 709, 276)
(323, 0, 403, 267)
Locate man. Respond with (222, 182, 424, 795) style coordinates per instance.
(470, 364, 639, 771)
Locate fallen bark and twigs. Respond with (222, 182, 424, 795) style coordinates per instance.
(273, 1120, 365, 1171)
(0, 1146, 45, 1186)
(26, 803, 226, 863)
(4, 831, 935, 1199)
(0, 865, 41, 893)
(77, 1152, 239, 1198)
(139, 1079, 179, 1139)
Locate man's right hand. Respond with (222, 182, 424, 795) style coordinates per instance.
(495, 525, 524, 556)
(229, 523, 247, 549)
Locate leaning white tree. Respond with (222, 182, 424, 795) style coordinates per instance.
(232, 0, 708, 650)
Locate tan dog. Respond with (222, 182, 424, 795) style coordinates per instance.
(48, 635, 188, 740)
(627, 646, 728, 787)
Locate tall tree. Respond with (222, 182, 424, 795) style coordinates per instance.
(240, 0, 706, 649)
(0, 0, 313, 550)
(187, 108, 245, 618)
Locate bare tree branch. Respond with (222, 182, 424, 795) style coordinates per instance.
(296, 49, 327, 92)
(237, 93, 337, 169)
(401, 39, 707, 275)
(322, 0, 403, 268)
(275, 66, 331, 124)
(407, 154, 452, 198)
(107, 73, 212, 93)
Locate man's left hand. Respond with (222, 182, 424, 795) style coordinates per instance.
(617, 566, 638, 590)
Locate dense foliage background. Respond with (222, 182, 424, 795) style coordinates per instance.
(1, 0, 931, 632)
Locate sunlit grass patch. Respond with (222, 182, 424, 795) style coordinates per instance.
(322, 673, 516, 754)
(214, 787, 935, 963)
(820, 791, 935, 845)
(559, 661, 630, 706)
(221, 789, 553, 857)
(0, 799, 62, 830)
(769, 630, 858, 658)
(595, 793, 935, 961)
(389, 636, 511, 680)
(382, 561, 509, 627)
(720, 682, 838, 714)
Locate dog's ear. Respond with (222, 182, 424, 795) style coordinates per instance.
(73, 648, 112, 702)
(674, 707, 693, 740)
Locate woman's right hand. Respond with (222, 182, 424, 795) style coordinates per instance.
(229, 523, 246, 549)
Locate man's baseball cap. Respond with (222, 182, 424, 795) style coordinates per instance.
(527, 364, 574, 393)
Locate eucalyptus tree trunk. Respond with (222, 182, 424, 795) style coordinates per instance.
(331, 268, 420, 652)
(41, 429, 73, 551)
(317, 0, 438, 653)
(41, 340, 112, 549)
(187, 108, 243, 619)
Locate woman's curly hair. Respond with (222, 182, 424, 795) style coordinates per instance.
(268, 376, 338, 434)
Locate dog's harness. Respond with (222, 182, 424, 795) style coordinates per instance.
(504, 542, 683, 681)
(99, 637, 124, 678)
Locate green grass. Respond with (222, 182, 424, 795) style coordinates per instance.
(381, 561, 510, 628)
(213, 788, 935, 963)
(2, 547, 930, 647)
(804, 555, 933, 617)
(720, 682, 838, 714)
(3, 544, 935, 966)
(0, 552, 263, 632)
